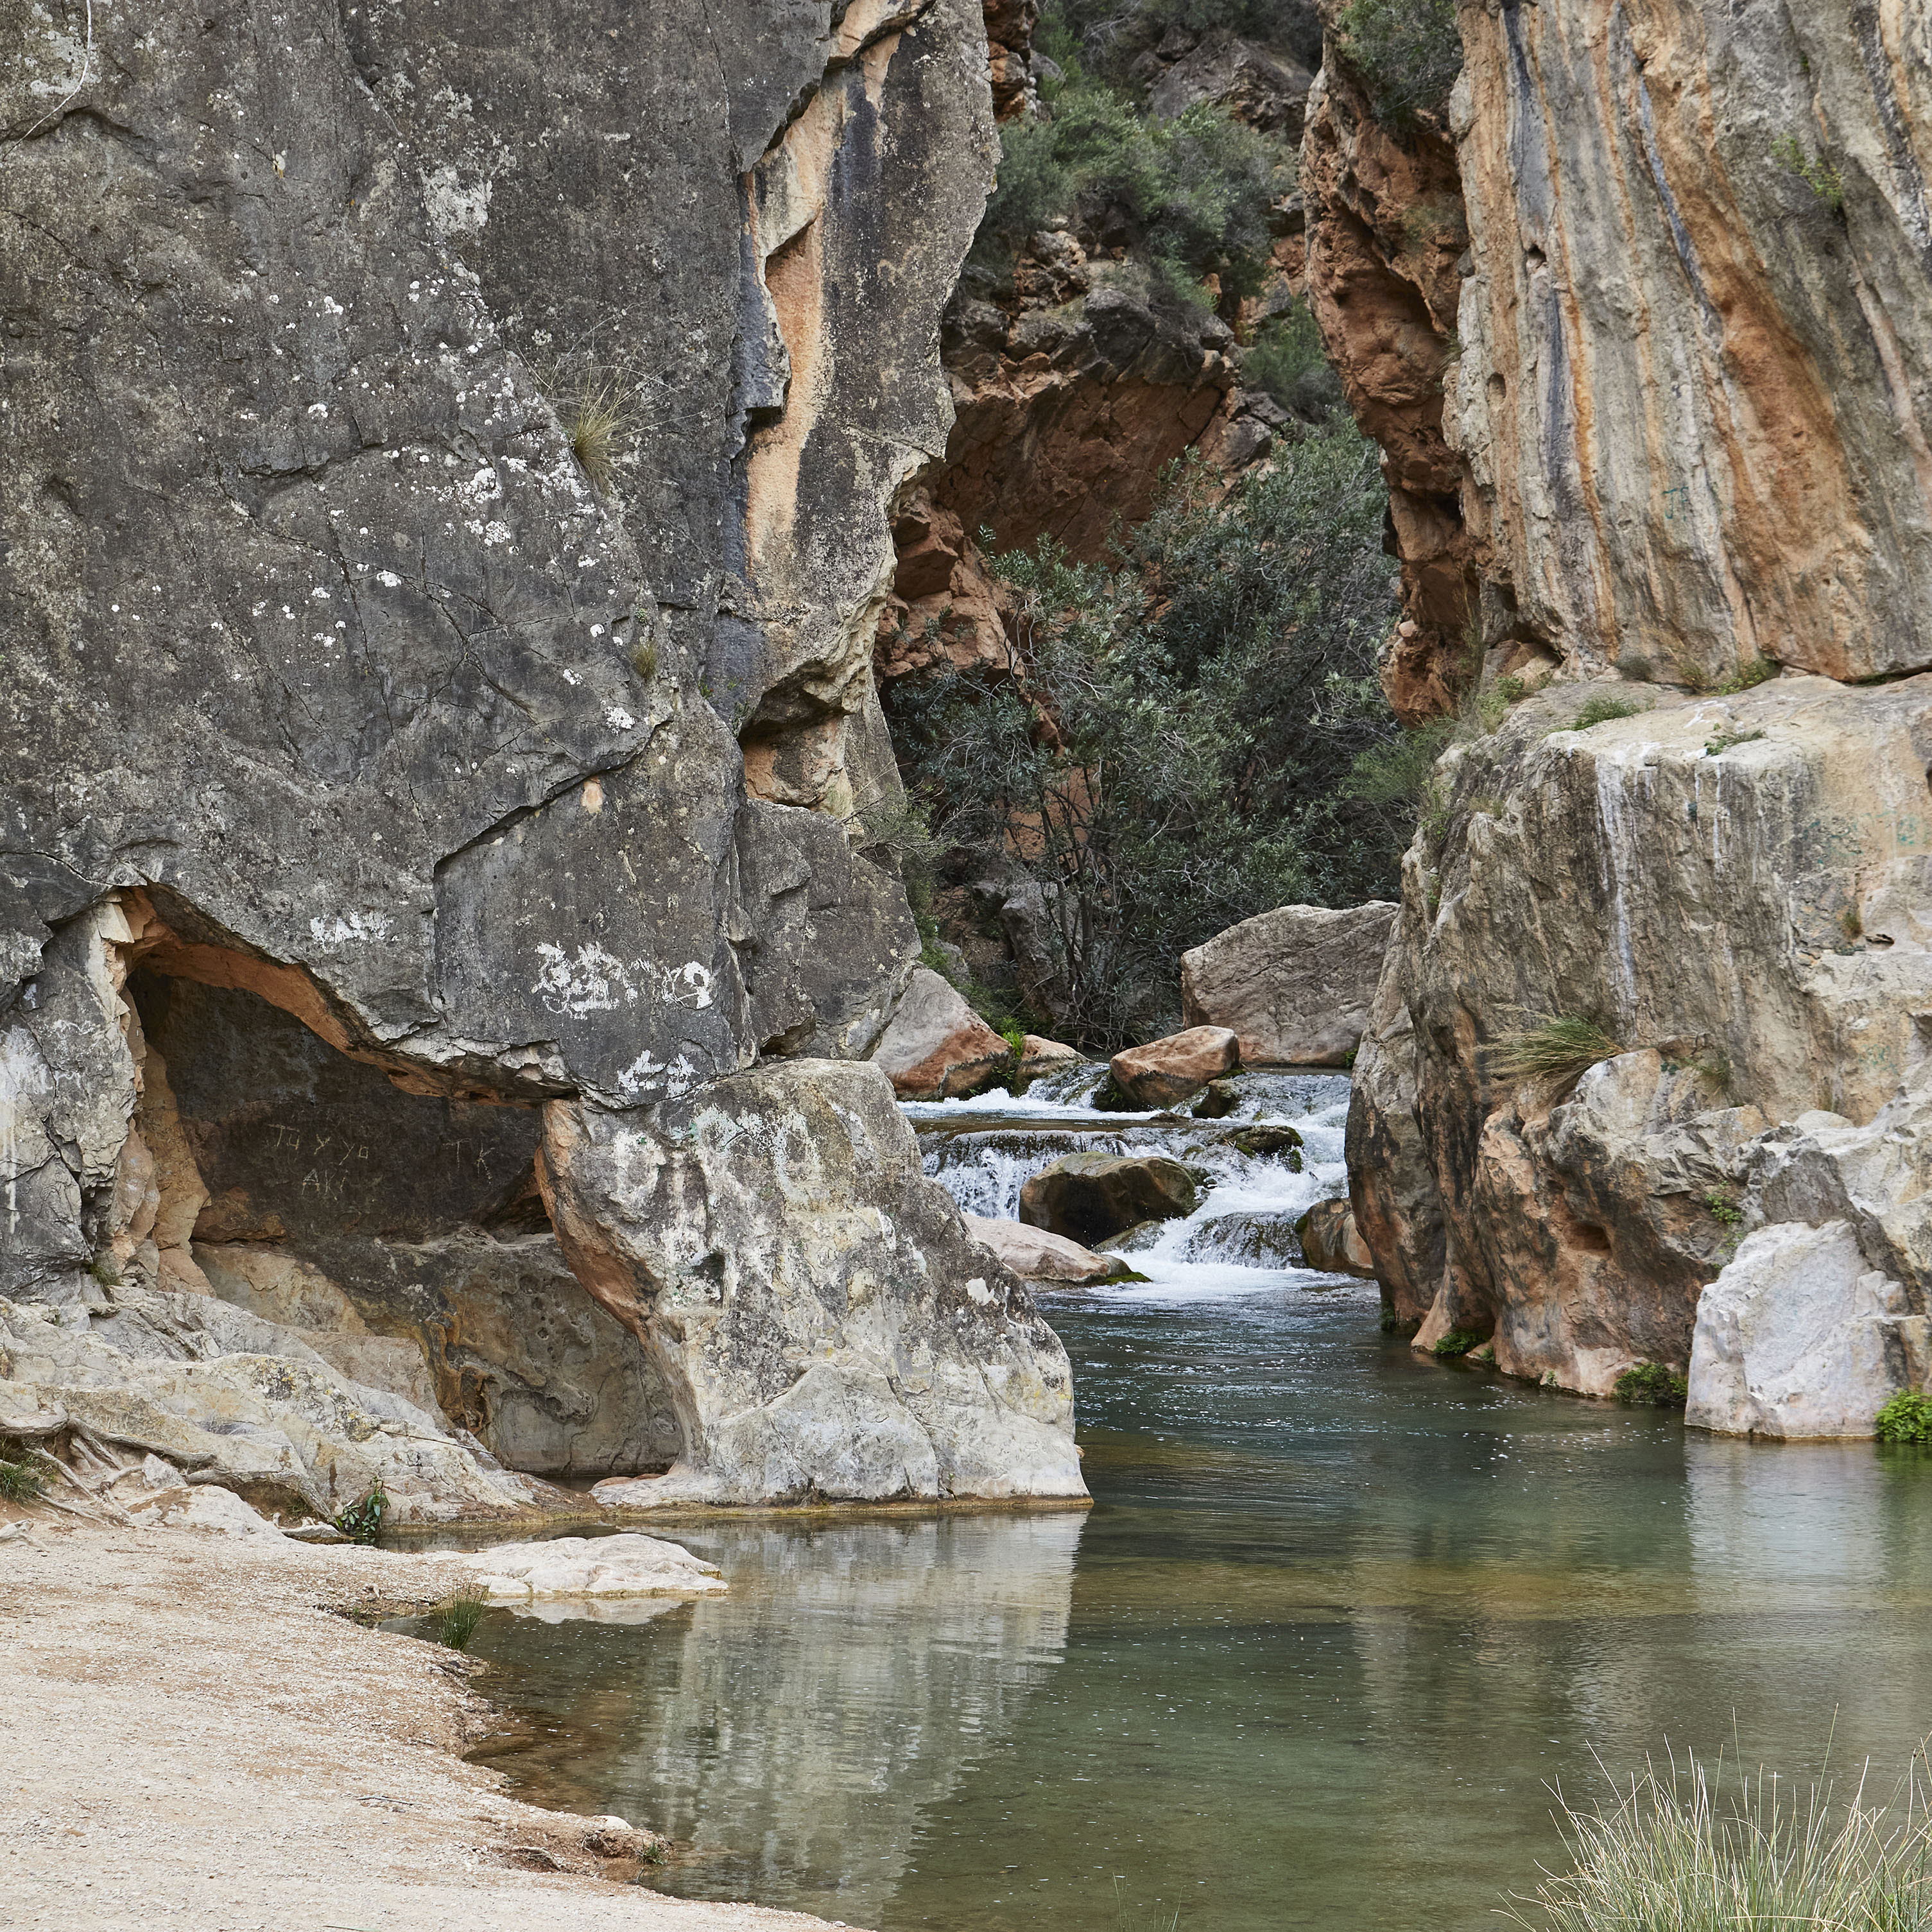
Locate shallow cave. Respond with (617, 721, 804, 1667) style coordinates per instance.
(123, 967, 682, 1480)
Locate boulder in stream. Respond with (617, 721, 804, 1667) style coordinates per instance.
(1181, 902, 1398, 1067)
(1109, 1028, 1240, 1109)
(1296, 1200, 1376, 1278)
(1019, 1153, 1199, 1246)
(964, 1216, 1121, 1287)
(870, 969, 1013, 1101)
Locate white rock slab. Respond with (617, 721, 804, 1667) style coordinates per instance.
(1686, 1220, 1930, 1438)
(131, 1483, 293, 1540)
(453, 1532, 726, 1601)
(964, 1215, 1118, 1284)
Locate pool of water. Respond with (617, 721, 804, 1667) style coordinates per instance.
(451, 1082, 1932, 1932)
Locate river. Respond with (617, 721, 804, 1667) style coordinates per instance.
(445, 1071, 1932, 1931)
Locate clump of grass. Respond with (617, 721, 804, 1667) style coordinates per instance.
(526, 336, 656, 497)
(1432, 1328, 1485, 1359)
(1772, 134, 1847, 213)
(1687, 1048, 1733, 1097)
(1615, 1363, 1689, 1409)
(1705, 728, 1765, 755)
(1501, 1745, 1932, 1931)
(1876, 1392, 1932, 1445)
(433, 1594, 488, 1651)
(1489, 1016, 1623, 1083)
(1716, 655, 1781, 694)
(0, 1456, 46, 1504)
(87, 1252, 121, 1287)
(1559, 693, 1645, 734)
(334, 1479, 388, 1546)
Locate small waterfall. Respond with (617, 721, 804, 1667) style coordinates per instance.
(909, 1067, 1356, 1299)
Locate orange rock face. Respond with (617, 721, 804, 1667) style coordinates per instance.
(1301, 55, 1476, 722)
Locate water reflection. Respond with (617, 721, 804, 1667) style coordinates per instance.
(465, 1294, 1932, 1932)
(469, 1512, 1082, 1926)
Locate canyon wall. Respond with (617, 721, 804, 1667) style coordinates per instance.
(0, 0, 1083, 1514)
(1325, 2, 1932, 1426)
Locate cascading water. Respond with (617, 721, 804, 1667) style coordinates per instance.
(903, 1066, 1354, 1297)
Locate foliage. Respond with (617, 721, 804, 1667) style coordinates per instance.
(1042, 0, 1325, 81)
(887, 426, 1401, 1047)
(1490, 1016, 1623, 1083)
(1705, 728, 1764, 755)
(526, 335, 658, 496)
(1876, 1393, 1932, 1445)
(1336, 0, 1463, 131)
(334, 1479, 389, 1546)
(1431, 1328, 1484, 1359)
(1565, 693, 1645, 732)
(1501, 1745, 1932, 1932)
(1703, 1189, 1745, 1229)
(1772, 135, 1847, 214)
(1242, 299, 1344, 418)
(1716, 655, 1781, 694)
(0, 1456, 46, 1503)
(1615, 1363, 1689, 1409)
(434, 1594, 488, 1651)
(981, 64, 1286, 300)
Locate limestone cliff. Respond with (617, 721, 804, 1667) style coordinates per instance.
(0, 1, 1083, 1512)
(1331, 2, 1932, 1431)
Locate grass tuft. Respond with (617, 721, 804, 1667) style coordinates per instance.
(1876, 1392, 1932, 1445)
(1501, 1745, 1932, 1931)
(0, 1456, 46, 1503)
(1432, 1328, 1485, 1359)
(433, 1594, 488, 1651)
(1560, 693, 1645, 734)
(1490, 1016, 1623, 1083)
(1615, 1363, 1689, 1409)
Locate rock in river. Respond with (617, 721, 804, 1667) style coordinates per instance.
(1296, 1200, 1376, 1279)
(1019, 1153, 1199, 1248)
(454, 1533, 727, 1601)
(1109, 1028, 1240, 1109)
(965, 1216, 1121, 1287)
(870, 969, 1012, 1101)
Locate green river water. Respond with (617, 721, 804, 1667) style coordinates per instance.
(447, 1280, 1932, 1932)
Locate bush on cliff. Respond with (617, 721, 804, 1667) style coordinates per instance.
(1335, 0, 1463, 131)
(886, 422, 1402, 1047)
(980, 65, 1284, 300)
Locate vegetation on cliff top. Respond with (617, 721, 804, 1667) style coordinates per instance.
(887, 422, 1402, 1047)
(1335, 0, 1464, 132)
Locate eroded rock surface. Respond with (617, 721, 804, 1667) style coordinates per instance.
(1109, 1028, 1241, 1109)
(870, 967, 1011, 1100)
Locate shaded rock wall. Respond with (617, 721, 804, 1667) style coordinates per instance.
(1, 1, 1083, 1506)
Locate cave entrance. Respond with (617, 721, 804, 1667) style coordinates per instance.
(117, 963, 683, 1481)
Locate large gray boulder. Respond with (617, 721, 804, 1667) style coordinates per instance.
(542, 1060, 1085, 1508)
(1182, 904, 1398, 1067)
(0, 4, 1073, 1510)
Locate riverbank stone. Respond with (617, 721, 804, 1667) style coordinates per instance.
(870, 969, 1012, 1100)
(1296, 1200, 1376, 1277)
(1019, 1153, 1199, 1246)
(453, 1533, 727, 1601)
(964, 1216, 1122, 1286)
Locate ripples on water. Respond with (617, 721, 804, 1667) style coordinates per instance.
(449, 1073, 1932, 1932)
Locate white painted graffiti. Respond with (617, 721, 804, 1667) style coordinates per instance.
(531, 943, 716, 1019)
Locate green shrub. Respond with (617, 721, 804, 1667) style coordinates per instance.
(888, 427, 1400, 1046)
(1432, 1328, 1483, 1359)
(1876, 1392, 1932, 1445)
(1242, 300, 1345, 419)
(1772, 134, 1846, 212)
(1501, 1746, 1932, 1931)
(0, 1456, 46, 1504)
(334, 1479, 388, 1546)
(1615, 1363, 1688, 1409)
(1703, 1188, 1745, 1228)
(1716, 655, 1780, 694)
(434, 1594, 488, 1651)
(1489, 1016, 1623, 1083)
(980, 71, 1286, 298)
(1336, 0, 1463, 131)
(1562, 693, 1644, 733)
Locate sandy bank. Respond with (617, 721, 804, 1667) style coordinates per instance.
(0, 1515, 841, 1932)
